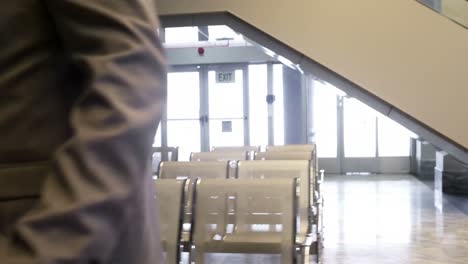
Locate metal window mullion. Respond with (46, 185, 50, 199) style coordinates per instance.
(337, 96, 345, 174)
(200, 66, 210, 152)
(243, 64, 250, 146)
(376, 116, 381, 173)
(267, 62, 274, 146)
(160, 80, 169, 161)
(301, 74, 309, 144)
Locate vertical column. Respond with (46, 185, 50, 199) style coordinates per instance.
(337, 96, 345, 174)
(267, 63, 274, 146)
(160, 109, 168, 160)
(301, 74, 309, 144)
(410, 138, 418, 175)
(415, 139, 437, 180)
(283, 66, 305, 144)
(243, 65, 250, 146)
(305, 76, 316, 144)
(200, 66, 210, 151)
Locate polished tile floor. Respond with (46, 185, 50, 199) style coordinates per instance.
(322, 174, 468, 264)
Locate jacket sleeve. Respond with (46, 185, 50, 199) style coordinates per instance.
(11, 1, 166, 263)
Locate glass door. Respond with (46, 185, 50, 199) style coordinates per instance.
(207, 66, 247, 149)
(311, 79, 414, 174)
(313, 81, 341, 174)
(166, 70, 202, 161)
(342, 97, 379, 173)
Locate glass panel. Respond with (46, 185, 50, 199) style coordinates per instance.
(164, 27, 199, 43)
(208, 70, 244, 119)
(167, 120, 201, 161)
(208, 69, 245, 148)
(152, 126, 162, 173)
(314, 82, 340, 158)
(167, 72, 200, 119)
(273, 64, 284, 145)
(209, 120, 244, 148)
(344, 98, 377, 158)
(166, 71, 201, 161)
(378, 115, 413, 157)
(208, 25, 244, 41)
(248, 64, 268, 147)
(153, 126, 162, 147)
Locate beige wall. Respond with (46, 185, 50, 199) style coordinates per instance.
(442, 0, 468, 26)
(157, 0, 468, 149)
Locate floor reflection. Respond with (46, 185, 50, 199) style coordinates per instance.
(322, 174, 468, 264)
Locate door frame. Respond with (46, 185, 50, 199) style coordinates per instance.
(160, 63, 251, 154)
(205, 64, 250, 150)
(312, 92, 410, 174)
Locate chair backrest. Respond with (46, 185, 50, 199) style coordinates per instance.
(265, 151, 313, 161)
(152, 147, 179, 174)
(190, 151, 248, 161)
(266, 144, 318, 178)
(158, 161, 230, 180)
(192, 178, 296, 263)
(153, 146, 179, 161)
(237, 160, 313, 235)
(266, 144, 315, 153)
(254, 151, 266, 160)
(154, 179, 186, 264)
(212, 146, 260, 153)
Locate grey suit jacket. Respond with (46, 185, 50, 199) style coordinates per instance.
(0, 1, 166, 263)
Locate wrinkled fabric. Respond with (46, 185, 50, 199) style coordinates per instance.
(0, 1, 166, 263)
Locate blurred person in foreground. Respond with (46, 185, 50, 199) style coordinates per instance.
(0, 1, 166, 263)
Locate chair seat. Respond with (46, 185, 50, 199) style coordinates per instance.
(203, 232, 285, 253)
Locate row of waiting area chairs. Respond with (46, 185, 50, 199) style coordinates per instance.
(152, 145, 323, 263)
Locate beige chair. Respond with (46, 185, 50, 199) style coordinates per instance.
(211, 146, 259, 160)
(158, 161, 230, 180)
(152, 147, 179, 175)
(264, 151, 314, 161)
(263, 150, 318, 189)
(237, 160, 314, 236)
(152, 146, 179, 161)
(190, 151, 248, 161)
(192, 178, 299, 264)
(267, 145, 317, 169)
(264, 148, 322, 209)
(154, 179, 186, 264)
(158, 161, 232, 246)
(212, 146, 260, 154)
(266, 144, 316, 152)
(266, 143, 317, 161)
(254, 151, 266, 160)
(266, 145, 320, 197)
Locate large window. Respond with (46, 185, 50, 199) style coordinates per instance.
(249, 64, 269, 147)
(207, 69, 245, 148)
(166, 72, 201, 161)
(164, 27, 199, 44)
(344, 98, 378, 158)
(208, 26, 244, 42)
(313, 82, 341, 158)
(273, 64, 284, 145)
(313, 80, 415, 173)
(153, 127, 161, 147)
(377, 114, 415, 157)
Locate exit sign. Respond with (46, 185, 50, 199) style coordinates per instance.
(216, 71, 236, 83)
